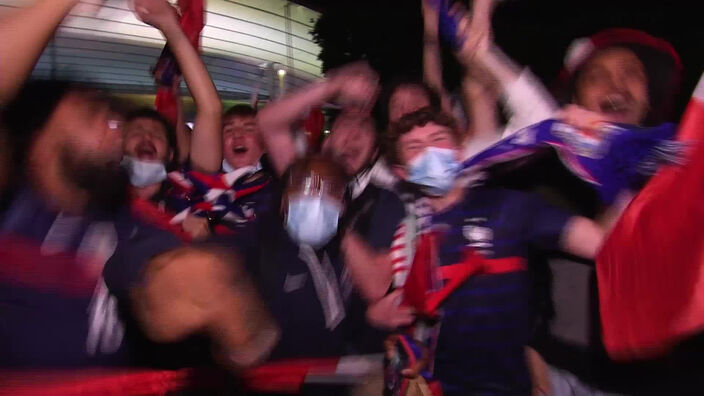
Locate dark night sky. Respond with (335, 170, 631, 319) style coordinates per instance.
(310, 0, 702, 120)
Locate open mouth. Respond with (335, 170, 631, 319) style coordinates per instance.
(135, 142, 157, 160)
(232, 145, 248, 155)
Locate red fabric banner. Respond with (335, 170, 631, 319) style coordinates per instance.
(596, 73, 704, 360)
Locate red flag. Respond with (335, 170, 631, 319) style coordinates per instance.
(303, 107, 325, 152)
(402, 233, 437, 317)
(597, 72, 704, 360)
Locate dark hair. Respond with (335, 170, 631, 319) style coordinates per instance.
(1, 80, 122, 178)
(384, 108, 459, 165)
(376, 77, 442, 130)
(286, 154, 350, 202)
(125, 107, 180, 171)
(564, 44, 681, 126)
(224, 104, 257, 119)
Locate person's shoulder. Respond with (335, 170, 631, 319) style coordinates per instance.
(366, 183, 406, 218)
(374, 183, 404, 204)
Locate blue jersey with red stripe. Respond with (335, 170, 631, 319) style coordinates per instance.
(0, 187, 181, 368)
(430, 186, 571, 395)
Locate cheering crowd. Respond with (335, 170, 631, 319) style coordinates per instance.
(0, 0, 701, 395)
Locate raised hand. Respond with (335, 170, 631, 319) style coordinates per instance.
(73, 0, 108, 16)
(130, 0, 179, 30)
(421, 0, 441, 41)
(327, 62, 380, 112)
(450, 1, 492, 68)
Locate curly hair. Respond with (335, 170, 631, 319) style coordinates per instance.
(384, 108, 460, 166)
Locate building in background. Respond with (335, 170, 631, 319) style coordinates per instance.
(0, 0, 322, 109)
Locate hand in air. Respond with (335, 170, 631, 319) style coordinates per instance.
(327, 62, 380, 113)
(131, 0, 179, 30)
(421, 0, 440, 40)
(450, 1, 492, 67)
(72, 0, 108, 16)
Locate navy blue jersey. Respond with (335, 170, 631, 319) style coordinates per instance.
(430, 186, 571, 396)
(241, 214, 359, 360)
(345, 183, 407, 250)
(0, 187, 181, 368)
(343, 182, 407, 353)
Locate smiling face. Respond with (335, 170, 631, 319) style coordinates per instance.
(122, 117, 171, 164)
(574, 47, 650, 126)
(396, 122, 459, 169)
(222, 114, 263, 170)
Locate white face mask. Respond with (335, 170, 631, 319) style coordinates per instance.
(285, 195, 341, 248)
(121, 156, 167, 188)
(406, 147, 460, 196)
(222, 159, 262, 174)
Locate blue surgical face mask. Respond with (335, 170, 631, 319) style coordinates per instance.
(406, 147, 460, 196)
(121, 156, 167, 188)
(286, 195, 341, 248)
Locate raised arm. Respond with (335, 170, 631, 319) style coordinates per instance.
(257, 62, 379, 176)
(133, 0, 222, 172)
(421, 0, 452, 113)
(257, 80, 337, 177)
(477, 45, 558, 137)
(429, 0, 500, 145)
(451, 1, 557, 138)
(0, 0, 84, 104)
(131, 246, 279, 369)
(173, 80, 192, 164)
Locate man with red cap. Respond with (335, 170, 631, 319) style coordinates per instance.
(557, 27, 682, 127)
(529, 28, 688, 396)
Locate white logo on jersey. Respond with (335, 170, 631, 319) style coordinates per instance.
(463, 221, 495, 256)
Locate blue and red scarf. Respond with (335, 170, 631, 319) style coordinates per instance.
(152, 0, 205, 125)
(462, 120, 684, 204)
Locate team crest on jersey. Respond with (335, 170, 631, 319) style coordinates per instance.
(463, 225, 493, 247)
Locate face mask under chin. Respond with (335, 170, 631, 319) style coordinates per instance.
(121, 156, 167, 188)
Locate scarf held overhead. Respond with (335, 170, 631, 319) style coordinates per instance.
(461, 119, 683, 205)
(153, 0, 205, 125)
